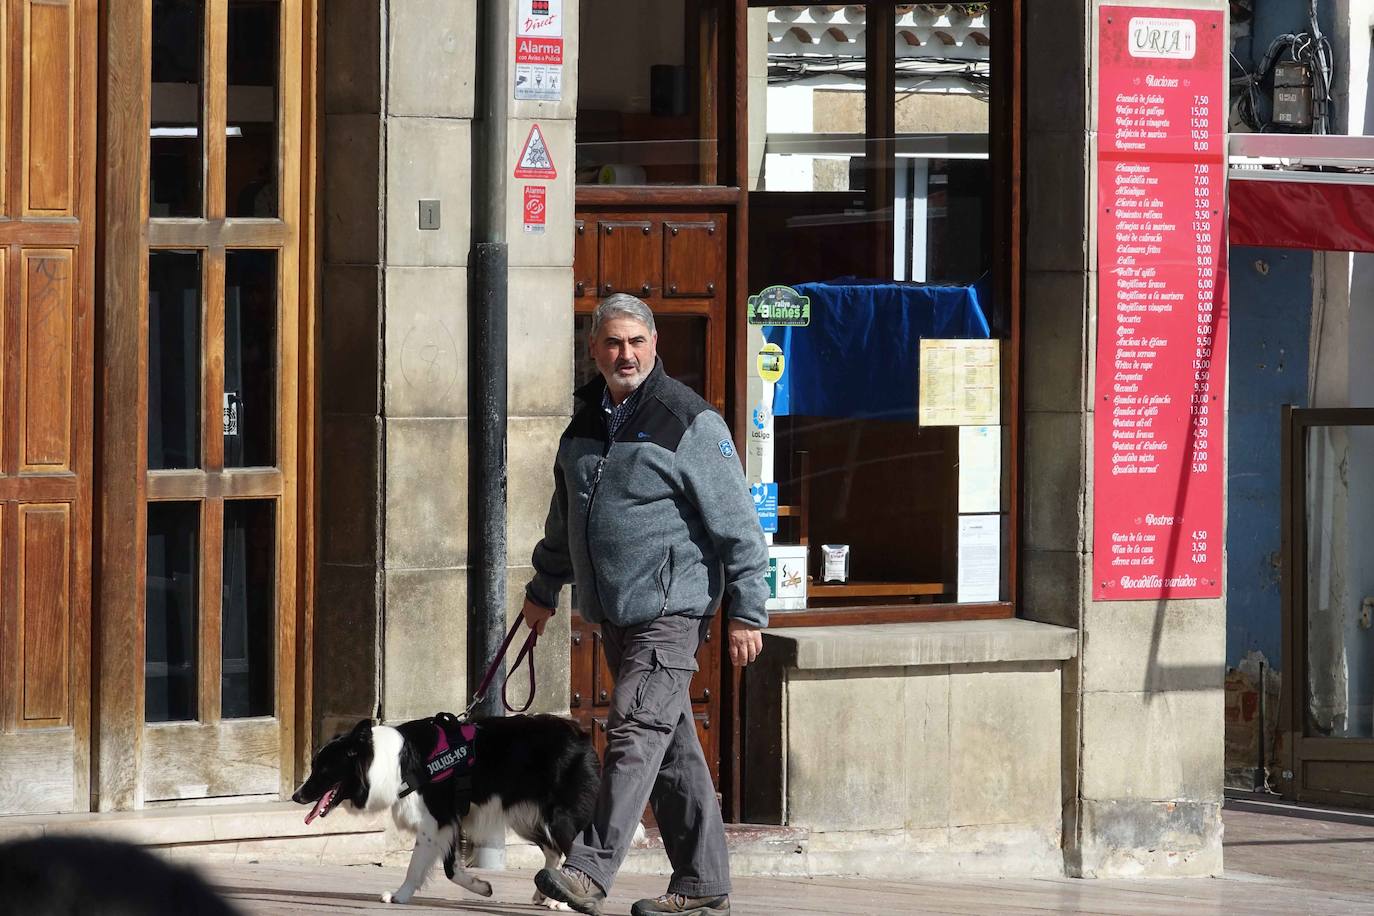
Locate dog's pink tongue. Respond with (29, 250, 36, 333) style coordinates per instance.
(304, 785, 338, 825)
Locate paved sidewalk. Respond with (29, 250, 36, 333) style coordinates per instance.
(207, 807, 1374, 915)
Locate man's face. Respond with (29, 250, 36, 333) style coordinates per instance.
(590, 316, 657, 402)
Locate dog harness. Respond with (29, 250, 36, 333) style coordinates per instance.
(398, 712, 478, 812)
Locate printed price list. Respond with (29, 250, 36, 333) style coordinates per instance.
(1093, 7, 1227, 600)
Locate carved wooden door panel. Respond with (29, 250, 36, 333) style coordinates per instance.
(569, 209, 729, 793)
(0, 0, 98, 816)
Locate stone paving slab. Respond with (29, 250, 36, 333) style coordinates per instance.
(203, 808, 1374, 915)
(207, 862, 1368, 916)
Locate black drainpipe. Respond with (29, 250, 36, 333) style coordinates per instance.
(469, 0, 509, 724)
(466, 0, 510, 870)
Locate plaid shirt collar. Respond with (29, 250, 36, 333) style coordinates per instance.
(601, 383, 645, 441)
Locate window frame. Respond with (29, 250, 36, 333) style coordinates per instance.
(740, 0, 1021, 627)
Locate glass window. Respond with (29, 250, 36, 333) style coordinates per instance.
(225, 250, 277, 467)
(146, 501, 200, 722)
(576, 0, 718, 185)
(150, 0, 205, 217)
(226, 1, 280, 217)
(222, 499, 275, 718)
(149, 250, 203, 470)
(746, 3, 1005, 609)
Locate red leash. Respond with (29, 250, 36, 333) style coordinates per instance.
(463, 616, 539, 718)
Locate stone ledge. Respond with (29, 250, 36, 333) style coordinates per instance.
(507, 822, 1063, 880)
(0, 801, 386, 848)
(761, 619, 1078, 670)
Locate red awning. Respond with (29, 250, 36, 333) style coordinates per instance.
(1230, 178, 1374, 252)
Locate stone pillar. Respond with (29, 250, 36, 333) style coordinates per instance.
(316, 1, 477, 738)
(315, 1, 575, 743)
(1020, 0, 1226, 877)
(503, 0, 578, 715)
(316, 1, 387, 742)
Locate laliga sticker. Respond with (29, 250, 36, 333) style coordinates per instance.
(748, 400, 772, 460)
(752, 401, 771, 430)
(756, 342, 784, 383)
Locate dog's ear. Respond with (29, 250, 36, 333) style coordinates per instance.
(351, 718, 373, 740)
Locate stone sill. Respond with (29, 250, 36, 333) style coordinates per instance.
(0, 801, 386, 847)
(761, 619, 1077, 670)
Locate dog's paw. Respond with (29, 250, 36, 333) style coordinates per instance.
(473, 878, 494, 898)
(381, 889, 411, 905)
(533, 893, 572, 912)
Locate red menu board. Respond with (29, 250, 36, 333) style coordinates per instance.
(1093, 7, 1227, 600)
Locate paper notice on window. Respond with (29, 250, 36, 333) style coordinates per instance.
(959, 425, 1001, 514)
(957, 514, 1001, 603)
(918, 339, 1000, 426)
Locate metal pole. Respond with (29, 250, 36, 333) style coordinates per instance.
(1256, 660, 1266, 792)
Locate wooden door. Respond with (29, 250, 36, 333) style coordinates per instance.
(0, 0, 98, 816)
(133, 0, 303, 803)
(569, 208, 730, 789)
(1282, 408, 1374, 808)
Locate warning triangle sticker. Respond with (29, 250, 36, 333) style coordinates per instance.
(514, 124, 557, 179)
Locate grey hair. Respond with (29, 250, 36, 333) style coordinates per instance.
(589, 293, 656, 340)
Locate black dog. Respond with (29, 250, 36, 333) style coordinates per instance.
(293, 713, 599, 906)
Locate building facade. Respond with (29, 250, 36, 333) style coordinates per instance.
(0, 0, 1233, 879)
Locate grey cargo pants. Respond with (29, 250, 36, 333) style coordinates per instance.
(565, 612, 731, 898)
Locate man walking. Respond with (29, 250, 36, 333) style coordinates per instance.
(522, 294, 769, 916)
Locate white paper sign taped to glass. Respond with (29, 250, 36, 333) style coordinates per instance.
(958, 425, 1001, 514)
(515, 0, 563, 101)
(919, 339, 1000, 426)
(957, 514, 1000, 603)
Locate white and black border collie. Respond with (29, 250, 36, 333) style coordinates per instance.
(293, 714, 599, 907)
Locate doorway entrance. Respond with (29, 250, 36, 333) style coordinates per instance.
(1282, 407, 1374, 808)
(138, 0, 305, 803)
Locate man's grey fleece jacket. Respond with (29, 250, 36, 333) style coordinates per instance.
(525, 362, 770, 629)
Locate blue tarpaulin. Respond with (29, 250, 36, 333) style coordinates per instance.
(764, 277, 991, 420)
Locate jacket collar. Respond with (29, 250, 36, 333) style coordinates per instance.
(574, 357, 666, 407)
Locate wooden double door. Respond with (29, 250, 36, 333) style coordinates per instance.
(569, 206, 730, 788)
(1, 0, 309, 815)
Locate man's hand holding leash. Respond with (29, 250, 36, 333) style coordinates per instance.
(521, 596, 554, 637)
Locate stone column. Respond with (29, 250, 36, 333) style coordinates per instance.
(316, 1, 575, 743)
(1020, 0, 1226, 877)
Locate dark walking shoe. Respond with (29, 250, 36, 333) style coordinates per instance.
(631, 892, 731, 916)
(534, 866, 606, 915)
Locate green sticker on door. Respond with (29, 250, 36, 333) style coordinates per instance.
(747, 285, 810, 326)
